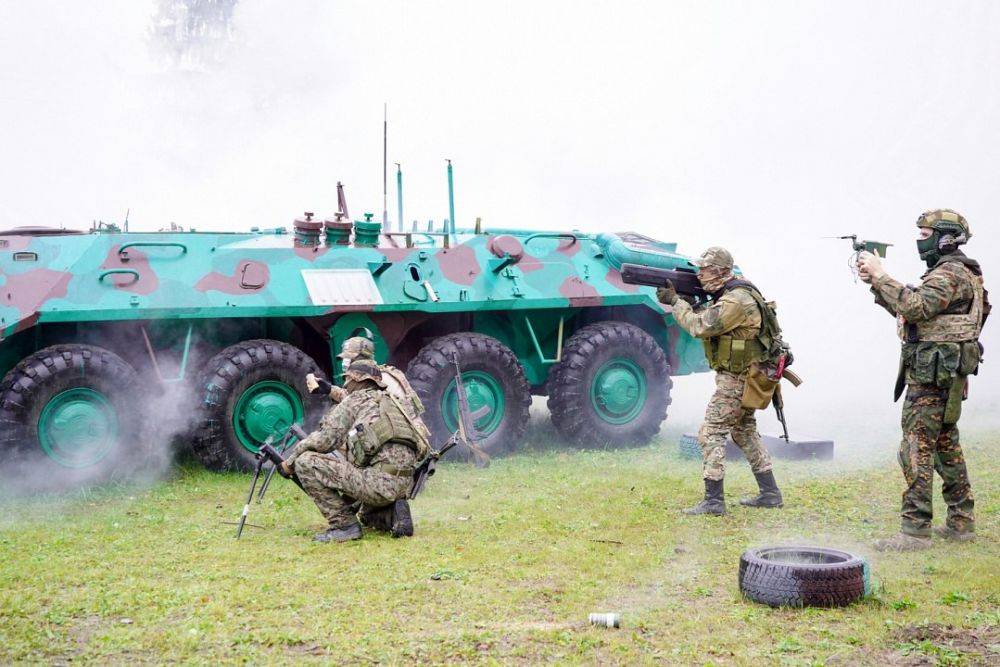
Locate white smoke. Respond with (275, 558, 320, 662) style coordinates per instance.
(2, 1, 999, 472)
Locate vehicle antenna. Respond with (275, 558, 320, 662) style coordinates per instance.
(382, 103, 388, 228)
(446, 159, 455, 236)
(395, 162, 403, 233)
(124, 208, 130, 233)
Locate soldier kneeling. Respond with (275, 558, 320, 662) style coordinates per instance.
(281, 360, 430, 543)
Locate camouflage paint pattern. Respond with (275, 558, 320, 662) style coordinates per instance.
(899, 386, 975, 537)
(0, 226, 710, 381)
(295, 445, 416, 529)
(697, 371, 773, 481)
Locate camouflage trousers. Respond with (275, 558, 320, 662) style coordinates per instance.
(698, 371, 773, 481)
(294, 449, 414, 529)
(898, 384, 975, 537)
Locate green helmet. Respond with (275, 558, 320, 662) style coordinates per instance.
(916, 209, 971, 239)
(915, 209, 970, 267)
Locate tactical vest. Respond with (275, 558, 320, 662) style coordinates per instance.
(896, 263, 986, 343)
(352, 393, 431, 466)
(702, 281, 780, 374)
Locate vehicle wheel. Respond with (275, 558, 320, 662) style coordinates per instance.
(193, 339, 323, 471)
(407, 333, 531, 457)
(547, 322, 671, 447)
(0, 344, 143, 487)
(739, 546, 870, 608)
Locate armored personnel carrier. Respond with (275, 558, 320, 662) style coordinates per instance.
(0, 210, 708, 477)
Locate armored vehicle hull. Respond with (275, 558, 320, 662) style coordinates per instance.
(0, 219, 708, 478)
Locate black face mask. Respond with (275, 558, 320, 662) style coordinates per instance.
(916, 230, 940, 267)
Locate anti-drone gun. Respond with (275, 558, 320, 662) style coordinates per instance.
(828, 235, 893, 282)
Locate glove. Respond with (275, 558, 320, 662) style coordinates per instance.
(280, 460, 294, 477)
(857, 251, 886, 282)
(306, 373, 334, 396)
(329, 385, 347, 402)
(656, 280, 678, 306)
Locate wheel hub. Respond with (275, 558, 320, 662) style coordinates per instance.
(441, 371, 505, 437)
(38, 388, 118, 468)
(591, 358, 647, 424)
(234, 381, 302, 451)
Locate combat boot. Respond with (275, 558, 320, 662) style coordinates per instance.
(682, 479, 726, 515)
(933, 525, 975, 542)
(739, 471, 784, 508)
(359, 506, 394, 532)
(873, 532, 931, 552)
(314, 522, 363, 543)
(391, 499, 414, 538)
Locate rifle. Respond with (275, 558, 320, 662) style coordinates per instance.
(409, 355, 491, 498)
(620, 263, 709, 303)
(235, 424, 306, 540)
(827, 235, 892, 282)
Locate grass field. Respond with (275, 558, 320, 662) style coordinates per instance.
(1, 424, 997, 665)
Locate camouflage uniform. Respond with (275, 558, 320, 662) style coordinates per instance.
(285, 383, 425, 531)
(671, 277, 773, 481)
(871, 252, 983, 538)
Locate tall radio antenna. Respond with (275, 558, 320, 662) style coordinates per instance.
(382, 103, 388, 227)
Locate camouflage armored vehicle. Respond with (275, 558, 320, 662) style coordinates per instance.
(0, 211, 709, 478)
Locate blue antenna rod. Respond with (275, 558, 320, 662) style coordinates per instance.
(395, 163, 403, 233)
(446, 159, 456, 235)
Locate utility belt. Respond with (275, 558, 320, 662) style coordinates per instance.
(703, 335, 767, 374)
(896, 340, 980, 424)
(373, 460, 415, 477)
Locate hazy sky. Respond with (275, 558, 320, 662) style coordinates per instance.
(2, 1, 999, 446)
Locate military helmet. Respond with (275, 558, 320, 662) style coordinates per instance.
(342, 359, 385, 387)
(916, 209, 971, 240)
(693, 246, 734, 271)
(337, 336, 375, 361)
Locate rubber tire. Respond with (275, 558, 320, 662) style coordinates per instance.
(0, 344, 143, 487)
(739, 546, 869, 608)
(193, 339, 323, 472)
(407, 333, 531, 457)
(547, 322, 671, 447)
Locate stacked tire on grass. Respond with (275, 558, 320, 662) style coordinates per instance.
(739, 546, 870, 608)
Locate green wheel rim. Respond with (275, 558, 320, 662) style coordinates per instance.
(233, 380, 303, 452)
(441, 371, 506, 437)
(590, 357, 647, 425)
(38, 388, 119, 468)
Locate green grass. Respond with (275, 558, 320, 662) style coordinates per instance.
(1, 427, 997, 664)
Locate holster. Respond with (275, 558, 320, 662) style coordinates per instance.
(943, 376, 966, 425)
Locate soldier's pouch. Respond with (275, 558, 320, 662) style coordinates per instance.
(741, 364, 778, 410)
(910, 342, 960, 388)
(959, 342, 981, 376)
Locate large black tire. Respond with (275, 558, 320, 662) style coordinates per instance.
(0, 344, 143, 488)
(739, 546, 869, 608)
(407, 333, 531, 457)
(193, 339, 323, 471)
(547, 322, 671, 447)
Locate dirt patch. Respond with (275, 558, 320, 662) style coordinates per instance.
(831, 624, 999, 666)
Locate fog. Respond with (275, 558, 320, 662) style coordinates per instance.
(3, 1, 999, 459)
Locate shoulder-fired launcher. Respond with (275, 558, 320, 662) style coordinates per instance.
(620, 263, 708, 302)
